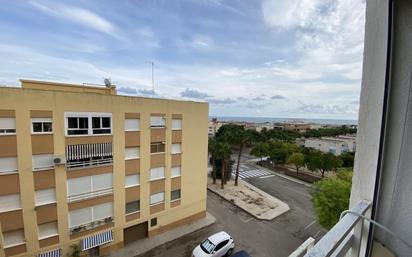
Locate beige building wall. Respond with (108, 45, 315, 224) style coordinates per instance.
(0, 81, 208, 257)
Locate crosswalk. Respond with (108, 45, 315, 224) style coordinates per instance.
(231, 164, 272, 179)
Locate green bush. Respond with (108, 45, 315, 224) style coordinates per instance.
(311, 170, 352, 229)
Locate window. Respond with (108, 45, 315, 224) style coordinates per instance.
(125, 200, 140, 214)
(172, 119, 182, 130)
(171, 189, 181, 201)
(125, 147, 140, 160)
(0, 117, 16, 135)
(150, 167, 165, 180)
(92, 117, 111, 134)
(171, 143, 182, 154)
(35, 188, 56, 206)
(150, 116, 165, 127)
(31, 118, 52, 134)
(171, 166, 181, 177)
(67, 173, 113, 197)
(67, 117, 88, 135)
(0, 194, 21, 212)
(215, 240, 229, 252)
(68, 202, 113, 228)
(125, 119, 140, 131)
(0, 157, 18, 173)
(3, 230, 24, 248)
(125, 174, 140, 188)
(150, 218, 157, 227)
(150, 192, 164, 205)
(38, 222, 58, 239)
(32, 154, 54, 170)
(150, 142, 165, 153)
(65, 112, 112, 136)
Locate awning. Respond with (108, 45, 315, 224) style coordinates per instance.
(66, 143, 112, 161)
(37, 248, 61, 257)
(81, 230, 113, 251)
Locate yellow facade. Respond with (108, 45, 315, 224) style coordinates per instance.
(0, 80, 208, 257)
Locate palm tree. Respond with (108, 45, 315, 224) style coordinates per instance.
(233, 129, 250, 186)
(218, 142, 231, 189)
(208, 138, 218, 184)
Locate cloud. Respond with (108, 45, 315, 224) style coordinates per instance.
(29, 1, 116, 35)
(118, 86, 137, 95)
(238, 102, 267, 109)
(138, 88, 157, 96)
(207, 98, 236, 105)
(252, 96, 264, 101)
(271, 95, 286, 100)
(291, 101, 358, 115)
(180, 88, 210, 99)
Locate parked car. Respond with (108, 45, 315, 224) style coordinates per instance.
(231, 250, 251, 257)
(192, 231, 235, 257)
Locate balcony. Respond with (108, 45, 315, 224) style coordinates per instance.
(70, 216, 113, 234)
(67, 188, 113, 203)
(289, 200, 371, 257)
(66, 157, 112, 170)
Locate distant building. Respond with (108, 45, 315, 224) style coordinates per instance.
(273, 121, 312, 133)
(304, 135, 356, 155)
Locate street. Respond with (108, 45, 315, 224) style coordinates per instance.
(138, 161, 324, 257)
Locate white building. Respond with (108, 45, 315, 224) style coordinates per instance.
(304, 136, 356, 155)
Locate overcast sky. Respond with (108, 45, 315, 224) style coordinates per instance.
(0, 0, 365, 120)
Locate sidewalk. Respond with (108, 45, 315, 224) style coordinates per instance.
(106, 212, 215, 257)
(207, 178, 289, 220)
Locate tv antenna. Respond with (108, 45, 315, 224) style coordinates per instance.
(104, 78, 112, 88)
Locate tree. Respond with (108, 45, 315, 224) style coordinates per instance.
(217, 142, 231, 189)
(318, 152, 342, 177)
(216, 124, 250, 186)
(250, 142, 269, 162)
(306, 150, 322, 173)
(287, 152, 305, 173)
(208, 138, 218, 184)
(311, 170, 352, 229)
(340, 151, 355, 167)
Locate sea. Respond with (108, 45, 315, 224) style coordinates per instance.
(210, 116, 358, 125)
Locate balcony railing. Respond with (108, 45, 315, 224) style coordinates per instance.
(66, 158, 113, 170)
(70, 216, 113, 234)
(67, 188, 113, 203)
(290, 200, 371, 257)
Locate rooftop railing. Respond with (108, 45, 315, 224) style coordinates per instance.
(290, 200, 371, 257)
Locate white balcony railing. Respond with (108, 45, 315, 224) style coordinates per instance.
(67, 188, 113, 203)
(290, 200, 371, 257)
(66, 158, 113, 170)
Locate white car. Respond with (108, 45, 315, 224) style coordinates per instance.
(192, 231, 235, 257)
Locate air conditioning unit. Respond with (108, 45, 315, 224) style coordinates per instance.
(53, 155, 66, 165)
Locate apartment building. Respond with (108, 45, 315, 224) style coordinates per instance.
(0, 80, 208, 257)
(304, 136, 356, 155)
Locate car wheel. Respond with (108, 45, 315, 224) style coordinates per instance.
(226, 248, 233, 256)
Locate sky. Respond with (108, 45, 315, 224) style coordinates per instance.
(0, 0, 365, 120)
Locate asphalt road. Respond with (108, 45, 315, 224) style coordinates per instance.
(138, 150, 325, 257)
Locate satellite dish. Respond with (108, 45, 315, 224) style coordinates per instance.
(104, 78, 112, 88)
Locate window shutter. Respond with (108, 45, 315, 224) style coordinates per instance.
(67, 176, 92, 196)
(0, 118, 16, 129)
(171, 166, 181, 177)
(124, 119, 140, 131)
(92, 173, 113, 191)
(125, 147, 139, 160)
(0, 157, 18, 173)
(69, 207, 92, 228)
(150, 167, 165, 180)
(150, 116, 165, 127)
(32, 154, 54, 170)
(3, 230, 24, 247)
(93, 202, 113, 221)
(125, 174, 140, 187)
(35, 189, 56, 206)
(38, 222, 58, 239)
(150, 192, 164, 205)
(0, 194, 21, 212)
(172, 119, 182, 130)
(171, 143, 181, 154)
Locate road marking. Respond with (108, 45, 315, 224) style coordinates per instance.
(239, 216, 254, 223)
(259, 175, 275, 179)
(314, 230, 321, 238)
(303, 220, 316, 230)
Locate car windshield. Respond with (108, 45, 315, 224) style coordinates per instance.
(200, 239, 215, 254)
